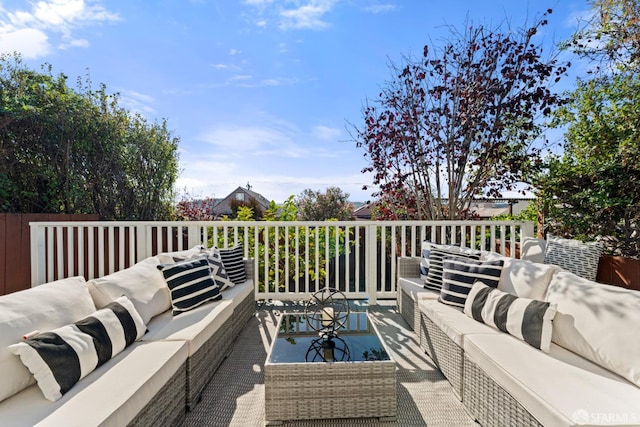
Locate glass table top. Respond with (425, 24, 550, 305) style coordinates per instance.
(267, 312, 390, 364)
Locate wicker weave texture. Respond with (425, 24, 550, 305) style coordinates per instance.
(463, 354, 542, 427)
(128, 360, 187, 427)
(244, 259, 255, 280)
(400, 288, 424, 334)
(187, 316, 233, 409)
(232, 291, 256, 339)
(419, 312, 463, 399)
(397, 257, 421, 278)
(264, 361, 396, 423)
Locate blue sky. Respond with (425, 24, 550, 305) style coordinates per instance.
(1, 0, 589, 203)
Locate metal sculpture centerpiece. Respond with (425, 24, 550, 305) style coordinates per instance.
(304, 288, 351, 362)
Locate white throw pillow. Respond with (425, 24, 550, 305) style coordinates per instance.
(0, 276, 95, 403)
(546, 271, 640, 387)
(497, 257, 559, 300)
(87, 256, 170, 324)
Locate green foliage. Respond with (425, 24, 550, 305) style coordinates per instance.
(295, 187, 353, 221)
(541, 74, 640, 257)
(492, 201, 539, 223)
(211, 196, 354, 293)
(0, 53, 178, 219)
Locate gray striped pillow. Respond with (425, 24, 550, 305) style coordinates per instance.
(464, 282, 557, 352)
(439, 257, 504, 308)
(424, 248, 480, 292)
(543, 235, 603, 281)
(8, 296, 145, 401)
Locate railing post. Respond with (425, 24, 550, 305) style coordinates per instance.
(520, 221, 535, 259)
(136, 224, 149, 261)
(187, 225, 201, 249)
(365, 223, 378, 304)
(30, 223, 46, 286)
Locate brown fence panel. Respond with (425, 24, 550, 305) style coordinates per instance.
(0, 213, 98, 296)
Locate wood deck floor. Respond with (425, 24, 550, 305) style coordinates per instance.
(181, 302, 477, 427)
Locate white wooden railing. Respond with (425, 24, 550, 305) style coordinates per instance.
(30, 220, 534, 302)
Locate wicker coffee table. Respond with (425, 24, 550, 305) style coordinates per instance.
(264, 312, 397, 424)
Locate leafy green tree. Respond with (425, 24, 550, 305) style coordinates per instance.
(540, 0, 640, 258)
(295, 187, 353, 221)
(352, 11, 569, 220)
(540, 74, 640, 257)
(0, 53, 179, 219)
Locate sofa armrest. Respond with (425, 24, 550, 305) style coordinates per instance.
(398, 256, 421, 278)
(243, 258, 255, 280)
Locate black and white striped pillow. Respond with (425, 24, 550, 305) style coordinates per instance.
(158, 257, 222, 315)
(218, 244, 247, 284)
(8, 296, 145, 401)
(439, 257, 504, 308)
(424, 248, 480, 291)
(200, 248, 235, 290)
(464, 281, 557, 352)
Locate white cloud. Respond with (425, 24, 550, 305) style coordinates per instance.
(243, 0, 338, 31)
(59, 38, 89, 49)
(243, 0, 274, 6)
(230, 74, 253, 81)
(199, 75, 300, 89)
(118, 89, 156, 116)
(364, 4, 396, 14)
(0, 0, 119, 58)
(312, 125, 341, 141)
(0, 27, 50, 58)
(200, 126, 297, 155)
(279, 1, 337, 30)
(229, 48, 240, 55)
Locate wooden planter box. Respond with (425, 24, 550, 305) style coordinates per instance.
(596, 255, 640, 291)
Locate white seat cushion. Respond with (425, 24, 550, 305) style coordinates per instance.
(464, 334, 640, 427)
(142, 299, 234, 355)
(546, 271, 640, 388)
(0, 276, 96, 403)
(221, 279, 255, 310)
(398, 277, 440, 302)
(0, 340, 188, 427)
(418, 299, 499, 347)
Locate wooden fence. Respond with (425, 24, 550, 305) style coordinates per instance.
(0, 213, 98, 295)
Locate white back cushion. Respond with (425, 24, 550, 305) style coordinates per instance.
(502, 258, 558, 300)
(520, 237, 546, 263)
(546, 270, 640, 387)
(0, 276, 95, 403)
(483, 252, 557, 300)
(88, 256, 170, 324)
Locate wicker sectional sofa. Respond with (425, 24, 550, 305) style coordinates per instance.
(398, 253, 640, 427)
(0, 247, 255, 427)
